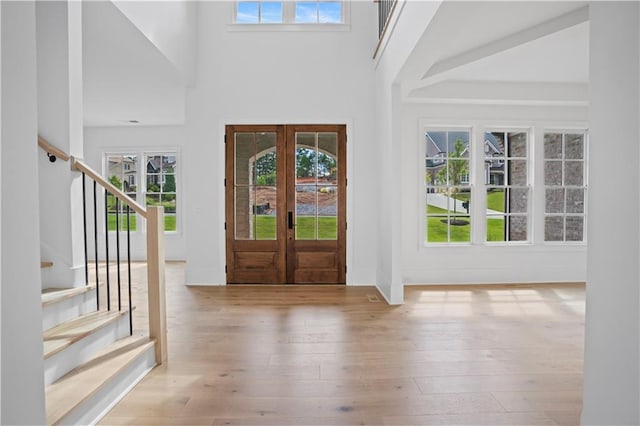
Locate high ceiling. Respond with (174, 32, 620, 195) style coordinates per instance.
(82, 1, 186, 127)
(399, 1, 589, 105)
(81, 1, 591, 126)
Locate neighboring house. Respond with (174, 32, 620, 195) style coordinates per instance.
(425, 131, 504, 186)
(483, 132, 504, 186)
(146, 156, 176, 187)
(107, 156, 137, 192)
(425, 131, 470, 186)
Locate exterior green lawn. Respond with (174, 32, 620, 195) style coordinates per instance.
(427, 201, 506, 242)
(107, 214, 176, 232)
(255, 215, 337, 240)
(426, 205, 470, 242)
(486, 218, 505, 241)
(486, 190, 505, 212)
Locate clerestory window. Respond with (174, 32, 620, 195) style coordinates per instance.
(235, 1, 344, 25)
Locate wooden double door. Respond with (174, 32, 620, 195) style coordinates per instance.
(225, 124, 346, 284)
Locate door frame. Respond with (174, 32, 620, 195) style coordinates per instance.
(224, 124, 347, 284)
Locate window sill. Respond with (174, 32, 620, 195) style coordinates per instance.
(485, 241, 532, 246)
(543, 241, 587, 247)
(423, 242, 472, 248)
(227, 23, 351, 32)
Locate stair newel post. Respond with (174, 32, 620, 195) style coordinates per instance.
(146, 206, 167, 364)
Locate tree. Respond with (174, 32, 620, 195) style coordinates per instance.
(445, 138, 468, 215)
(296, 148, 316, 178)
(255, 151, 277, 185)
(109, 175, 122, 190)
(317, 152, 337, 178)
(256, 151, 276, 176)
(164, 174, 176, 193)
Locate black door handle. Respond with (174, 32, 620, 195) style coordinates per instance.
(288, 211, 294, 229)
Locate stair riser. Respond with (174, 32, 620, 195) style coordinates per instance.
(55, 346, 156, 426)
(42, 289, 96, 331)
(44, 313, 131, 386)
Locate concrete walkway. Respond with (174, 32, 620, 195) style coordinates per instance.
(427, 192, 503, 215)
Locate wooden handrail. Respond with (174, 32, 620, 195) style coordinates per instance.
(37, 135, 167, 365)
(71, 157, 147, 218)
(38, 135, 70, 161)
(37, 135, 147, 217)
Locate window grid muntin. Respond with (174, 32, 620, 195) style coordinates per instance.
(544, 131, 587, 242)
(295, 132, 339, 241)
(145, 153, 177, 232)
(235, 1, 343, 24)
(484, 130, 530, 243)
(105, 154, 138, 232)
(103, 151, 178, 234)
(425, 129, 472, 244)
(234, 132, 278, 241)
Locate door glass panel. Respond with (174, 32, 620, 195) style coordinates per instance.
(295, 132, 338, 240)
(234, 132, 277, 240)
(235, 186, 252, 240)
(255, 186, 276, 240)
(296, 185, 317, 240)
(295, 133, 317, 185)
(235, 133, 255, 185)
(318, 186, 337, 240)
(317, 133, 338, 184)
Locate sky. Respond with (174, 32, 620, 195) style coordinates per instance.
(236, 1, 342, 24)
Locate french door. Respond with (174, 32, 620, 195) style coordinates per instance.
(225, 124, 346, 284)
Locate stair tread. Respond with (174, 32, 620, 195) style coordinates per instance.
(42, 285, 95, 307)
(45, 335, 154, 425)
(44, 309, 132, 359)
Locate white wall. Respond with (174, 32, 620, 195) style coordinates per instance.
(373, 0, 442, 303)
(184, 1, 378, 285)
(113, 0, 196, 85)
(0, 2, 3, 420)
(582, 3, 640, 424)
(399, 102, 588, 284)
(1, 2, 46, 424)
(37, 1, 85, 289)
(84, 125, 187, 261)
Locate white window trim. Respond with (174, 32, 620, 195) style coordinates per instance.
(228, 1, 351, 32)
(542, 129, 589, 245)
(102, 149, 181, 235)
(419, 121, 589, 249)
(483, 128, 533, 245)
(422, 125, 474, 246)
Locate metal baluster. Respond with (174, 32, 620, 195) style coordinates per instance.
(93, 181, 100, 311)
(104, 190, 111, 311)
(82, 173, 89, 286)
(127, 205, 133, 335)
(379, 1, 384, 36)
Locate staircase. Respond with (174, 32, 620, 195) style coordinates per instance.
(37, 136, 168, 425)
(41, 268, 156, 425)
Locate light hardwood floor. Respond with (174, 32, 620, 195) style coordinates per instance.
(99, 263, 584, 426)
